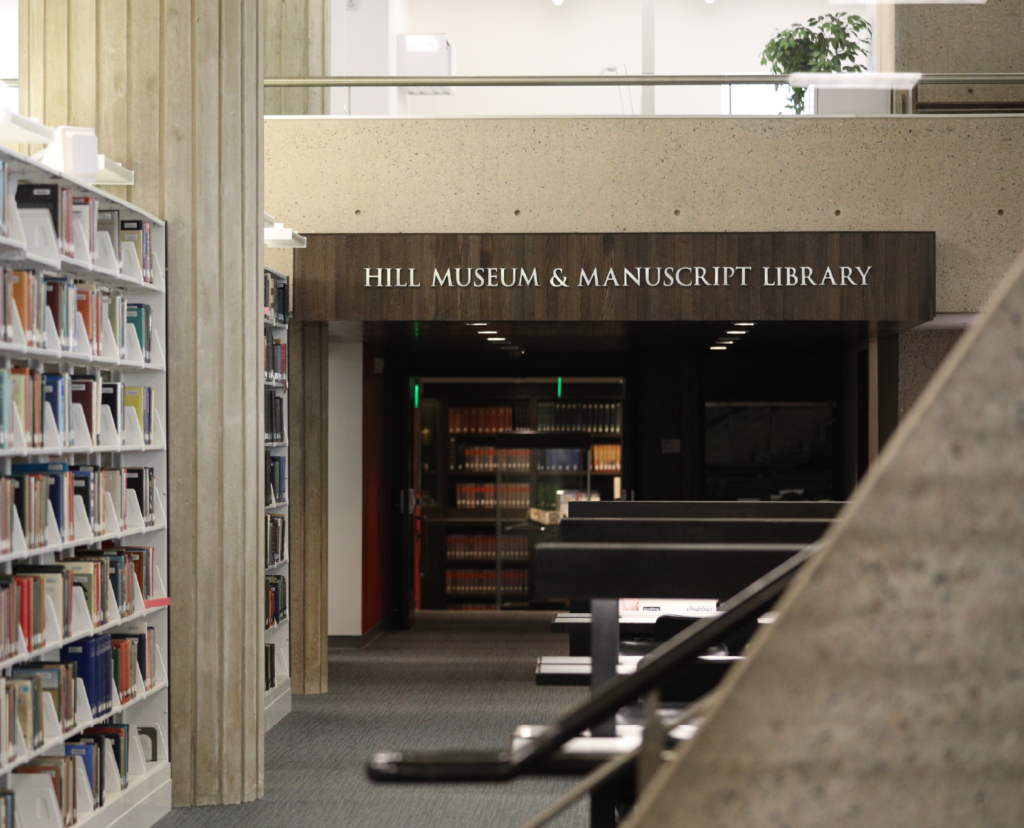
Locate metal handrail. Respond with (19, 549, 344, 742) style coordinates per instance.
(366, 541, 819, 782)
(4, 72, 1021, 90)
(263, 72, 1024, 88)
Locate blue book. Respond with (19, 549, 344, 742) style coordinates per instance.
(61, 633, 113, 717)
(71, 468, 96, 531)
(43, 374, 63, 443)
(65, 741, 97, 797)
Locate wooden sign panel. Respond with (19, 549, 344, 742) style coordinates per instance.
(294, 232, 935, 322)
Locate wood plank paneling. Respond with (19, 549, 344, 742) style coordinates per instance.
(288, 323, 330, 694)
(295, 233, 936, 323)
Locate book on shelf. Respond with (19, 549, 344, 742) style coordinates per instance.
(450, 445, 530, 472)
(97, 208, 120, 264)
(125, 467, 158, 526)
(44, 372, 74, 448)
(10, 564, 74, 641)
(124, 385, 154, 444)
(45, 276, 77, 352)
(76, 282, 106, 356)
(65, 740, 101, 806)
(10, 662, 77, 732)
(71, 378, 101, 446)
(61, 634, 113, 718)
(15, 755, 76, 827)
(454, 482, 529, 509)
(107, 289, 129, 360)
(445, 570, 528, 597)
(446, 534, 529, 562)
(264, 270, 290, 325)
(265, 643, 277, 690)
(265, 453, 286, 505)
(102, 381, 124, 435)
(126, 302, 153, 362)
(265, 575, 287, 628)
(264, 331, 287, 381)
(265, 388, 285, 443)
(72, 196, 98, 262)
(120, 219, 153, 282)
(12, 461, 74, 544)
(10, 269, 46, 349)
(537, 401, 622, 434)
(447, 404, 527, 434)
(15, 183, 73, 257)
(83, 723, 131, 788)
(12, 366, 43, 447)
(266, 514, 286, 567)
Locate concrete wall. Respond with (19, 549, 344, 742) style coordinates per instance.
(327, 337, 364, 636)
(265, 115, 1024, 314)
(899, 329, 963, 419)
(897, 0, 1024, 105)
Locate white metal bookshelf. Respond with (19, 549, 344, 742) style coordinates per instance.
(263, 266, 291, 732)
(0, 145, 171, 828)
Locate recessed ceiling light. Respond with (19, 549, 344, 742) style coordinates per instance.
(734, 322, 755, 326)
(488, 337, 506, 342)
(710, 345, 727, 350)
(478, 330, 498, 335)
(717, 339, 736, 344)
(726, 330, 747, 335)
(469, 322, 488, 326)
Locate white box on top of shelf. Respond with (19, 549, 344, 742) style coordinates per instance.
(39, 126, 100, 183)
(397, 33, 455, 95)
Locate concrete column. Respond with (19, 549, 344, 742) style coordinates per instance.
(264, 0, 331, 115)
(20, 0, 266, 806)
(287, 322, 330, 693)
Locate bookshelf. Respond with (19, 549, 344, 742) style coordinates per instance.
(0, 145, 171, 828)
(416, 379, 625, 611)
(262, 268, 291, 731)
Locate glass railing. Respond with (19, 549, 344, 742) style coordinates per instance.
(261, 73, 1024, 118)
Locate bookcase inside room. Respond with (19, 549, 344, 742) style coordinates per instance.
(415, 378, 626, 611)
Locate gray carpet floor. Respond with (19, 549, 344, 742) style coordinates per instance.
(155, 611, 590, 828)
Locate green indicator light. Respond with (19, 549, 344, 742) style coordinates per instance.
(557, 377, 562, 398)
(414, 383, 420, 408)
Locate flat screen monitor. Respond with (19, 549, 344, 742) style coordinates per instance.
(704, 402, 835, 501)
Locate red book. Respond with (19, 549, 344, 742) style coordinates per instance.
(14, 576, 32, 652)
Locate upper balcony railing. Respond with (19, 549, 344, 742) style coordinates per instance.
(259, 73, 1024, 117)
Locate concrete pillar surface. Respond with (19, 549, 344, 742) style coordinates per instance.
(20, 0, 266, 806)
(264, 0, 331, 115)
(626, 250, 1024, 828)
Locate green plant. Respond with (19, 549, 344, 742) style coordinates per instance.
(760, 13, 872, 114)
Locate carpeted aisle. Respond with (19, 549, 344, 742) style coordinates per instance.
(155, 611, 589, 828)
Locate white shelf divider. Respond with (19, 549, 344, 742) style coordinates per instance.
(17, 207, 61, 269)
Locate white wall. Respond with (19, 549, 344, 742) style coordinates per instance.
(330, 0, 408, 116)
(327, 0, 877, 117)
(327, 336, 364, 636)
